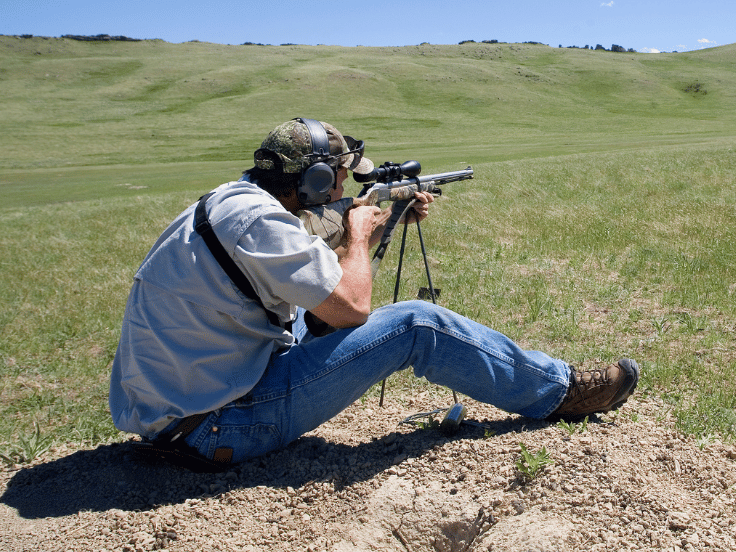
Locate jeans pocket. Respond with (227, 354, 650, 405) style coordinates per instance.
(196, 422, 282, 464)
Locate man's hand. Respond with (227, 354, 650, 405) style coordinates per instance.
(343, 205, 383, 247)
(361, 191, 434, 249)
(402, 191, 434, 224)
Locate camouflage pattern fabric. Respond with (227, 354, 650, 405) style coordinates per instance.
(256, 120, 314, 174)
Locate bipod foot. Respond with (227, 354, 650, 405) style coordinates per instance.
(440, 402, 467, 435)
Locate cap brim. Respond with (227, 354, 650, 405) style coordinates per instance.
(345, 155, 374, 175)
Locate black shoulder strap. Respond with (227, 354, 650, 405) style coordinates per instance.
(194, 192, 282, 328)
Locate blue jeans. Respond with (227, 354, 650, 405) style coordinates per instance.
(184, 301, 570, 463)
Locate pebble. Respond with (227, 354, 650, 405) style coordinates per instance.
(669, 511, 691, 530)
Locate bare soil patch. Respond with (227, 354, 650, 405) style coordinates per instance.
(2, 395, 735, 551)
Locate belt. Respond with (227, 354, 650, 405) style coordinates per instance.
(156, 412, 211, 444)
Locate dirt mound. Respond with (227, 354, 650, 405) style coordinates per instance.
(2, 396, 735, 551)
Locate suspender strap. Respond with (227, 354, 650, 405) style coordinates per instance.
(194, 192, 282, 328)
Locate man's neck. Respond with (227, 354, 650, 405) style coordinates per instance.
(277, 191, 303, 215)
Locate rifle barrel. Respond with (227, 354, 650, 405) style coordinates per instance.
(415, 167, 473, 184)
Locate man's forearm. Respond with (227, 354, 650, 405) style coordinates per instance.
(309, 206, 377, 329)
(337, 234, 373, 311)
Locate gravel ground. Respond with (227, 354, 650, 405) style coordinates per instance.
(1, 395, 735, 552)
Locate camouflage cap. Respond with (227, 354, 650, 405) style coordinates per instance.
(255, 119, 374, 176)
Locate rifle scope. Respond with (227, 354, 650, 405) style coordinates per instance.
(354, 160, 422, 183)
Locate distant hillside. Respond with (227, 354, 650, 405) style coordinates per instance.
(2, 33, 145, 42)
(4, 34, 644, 52)
(1, 36, 734, 170)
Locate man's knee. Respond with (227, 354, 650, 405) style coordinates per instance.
(372, 300, 446, 328)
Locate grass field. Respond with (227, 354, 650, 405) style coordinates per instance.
(1, 36, 735, 462)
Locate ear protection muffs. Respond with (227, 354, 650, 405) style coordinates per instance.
(295, 118, 336, 206)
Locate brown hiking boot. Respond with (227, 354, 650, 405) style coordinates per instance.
(550, 359, 640, 420)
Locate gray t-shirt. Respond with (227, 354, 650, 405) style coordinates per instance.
(109, 180, 342, 437)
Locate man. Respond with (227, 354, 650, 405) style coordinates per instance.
(110, 118, 639, 468)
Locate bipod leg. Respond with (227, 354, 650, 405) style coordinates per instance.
(415, 219, 438, 304)
(416, 219, 459, 405)
(379, 223, 411, 408)
(393, 222, 410, 304)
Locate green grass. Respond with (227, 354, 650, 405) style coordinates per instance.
(1, 37, 735, 461)
(516, 443, 554, 483)
(3, 38, 735, 170)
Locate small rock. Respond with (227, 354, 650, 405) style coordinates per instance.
(511, 499, 526, 514)
(669, 511, 691, 530)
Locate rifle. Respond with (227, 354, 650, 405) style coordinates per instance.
(354, 160, 473, 207)
(298, 161, 473, 274)
(355, 161, 473, 277)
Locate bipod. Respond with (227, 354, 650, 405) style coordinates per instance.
(378, 219, 462, 432)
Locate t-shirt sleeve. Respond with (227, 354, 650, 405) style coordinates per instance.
(232, 209, 343, 312)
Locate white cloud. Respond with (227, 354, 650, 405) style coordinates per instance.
(641, 48, 661, 53)
(601, 1, 614, 6)
(697, 38, 716, 44)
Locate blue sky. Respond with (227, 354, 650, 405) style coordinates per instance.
(1, 0, 732, 53)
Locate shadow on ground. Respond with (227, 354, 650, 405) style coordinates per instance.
(1, 415, 551, 519)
